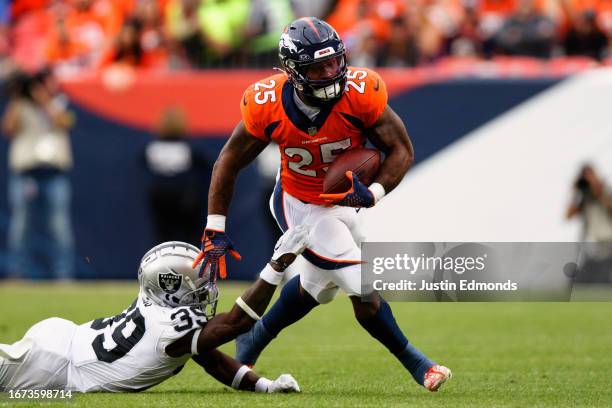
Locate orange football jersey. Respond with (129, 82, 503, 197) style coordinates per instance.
(240, 67, 388, 205)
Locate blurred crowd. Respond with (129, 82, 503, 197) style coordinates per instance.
(1, 67, 214, 280)
(1, 0, 612, 75)
(341, 0, 612, 66)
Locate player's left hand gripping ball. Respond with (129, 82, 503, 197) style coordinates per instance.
(319, 171, 376, 208)
(192, 229, 241, 279)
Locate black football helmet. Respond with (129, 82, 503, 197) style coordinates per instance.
(278, 17, 347, 104)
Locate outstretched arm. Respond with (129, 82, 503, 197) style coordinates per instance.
(192, 121, 270, 278)
(168, 227, 307, 356)
(192, 349, 300, 393)
(208, 121, 269, 215)
(367, 105, 414, 194)
(194, 273, 282, 349)
(192, 349, 259, 390)
(167, 256, 291, 356)
(166, 248, 303, 392)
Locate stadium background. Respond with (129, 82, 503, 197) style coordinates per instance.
(0, 0, 611, 280)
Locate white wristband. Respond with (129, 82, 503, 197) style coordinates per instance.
(255, 377, 272, 393)
(368, 183, 386, 204)
(206, 214, 226, 231)
(191, 328, 202, 355)
(235, 297, 261, 321)
(231, 365, 252, 389)
(260, 263, 284, 286)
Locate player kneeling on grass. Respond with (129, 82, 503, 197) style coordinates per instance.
(0, 227, 308, 393)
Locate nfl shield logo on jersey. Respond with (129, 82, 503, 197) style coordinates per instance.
(158, 270, 182, 294)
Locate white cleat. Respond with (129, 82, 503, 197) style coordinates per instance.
(423, 365, 452, 392)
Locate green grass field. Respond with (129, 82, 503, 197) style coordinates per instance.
(0, 282, 611, 408)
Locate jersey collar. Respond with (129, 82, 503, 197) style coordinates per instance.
(281, 81, 339, 136)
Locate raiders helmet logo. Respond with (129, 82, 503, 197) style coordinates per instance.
(158, 269, 182, 294)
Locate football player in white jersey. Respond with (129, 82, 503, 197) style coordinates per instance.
(0, 227, 308, 393)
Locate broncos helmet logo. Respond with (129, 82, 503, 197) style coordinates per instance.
(279, 33, 299, 54)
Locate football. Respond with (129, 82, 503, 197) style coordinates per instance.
(323, 148, 381, 194)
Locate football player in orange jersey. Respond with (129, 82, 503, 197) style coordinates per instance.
(193, 17, 451, 392)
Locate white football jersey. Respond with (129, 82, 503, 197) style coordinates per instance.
(67, 293, 206, 392)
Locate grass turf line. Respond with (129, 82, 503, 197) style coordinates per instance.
(0, 282, 611, 408)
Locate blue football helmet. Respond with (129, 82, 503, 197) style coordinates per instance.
(278, 17, 347, 103)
